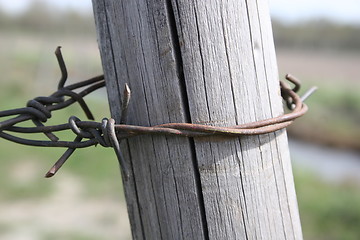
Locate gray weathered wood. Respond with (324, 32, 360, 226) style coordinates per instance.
(92, 0, 303, 239)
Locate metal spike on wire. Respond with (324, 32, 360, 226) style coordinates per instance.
(0, 47, 317, 179)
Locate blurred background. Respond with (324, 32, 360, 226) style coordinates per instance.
(0, 0, 359, 239)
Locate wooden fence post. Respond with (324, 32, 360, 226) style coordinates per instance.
(92, 0, 303, 239)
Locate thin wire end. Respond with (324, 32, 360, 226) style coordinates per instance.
(301, 86, 318, 102)
(124, 83, 131, 95)
(45, 167, 56, 178)
(55, 46, 62, 55)
(55, 46, 68, 90)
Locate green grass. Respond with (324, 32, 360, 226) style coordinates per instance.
(306, 83, 360, 131)
(287, 81, 360, 149)
(295, 169, 360, 240)
(0, 222, 12, 235)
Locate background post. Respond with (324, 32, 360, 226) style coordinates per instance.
(92, 0, 303, 239)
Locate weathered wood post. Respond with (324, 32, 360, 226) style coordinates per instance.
(92, 0, 303, 239)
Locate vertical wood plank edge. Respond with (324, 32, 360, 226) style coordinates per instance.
(246, 0, 295, 238)
(164, 0, 210, 238)
(91, 1, 146, 239)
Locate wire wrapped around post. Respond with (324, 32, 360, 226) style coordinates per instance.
(0, 47, 317, 178)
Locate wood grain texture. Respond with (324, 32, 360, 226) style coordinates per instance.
(92, 0, 303, 239)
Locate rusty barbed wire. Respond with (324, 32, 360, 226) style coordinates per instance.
(0, 47, 317, 179)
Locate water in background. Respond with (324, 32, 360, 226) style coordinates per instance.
(290, 138, 360, 183)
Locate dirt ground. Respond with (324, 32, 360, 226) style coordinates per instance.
(0, 172, 131, 240)
(276, 49, 360, 85)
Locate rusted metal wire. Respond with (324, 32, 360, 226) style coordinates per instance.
(0, 47, 316, 179)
